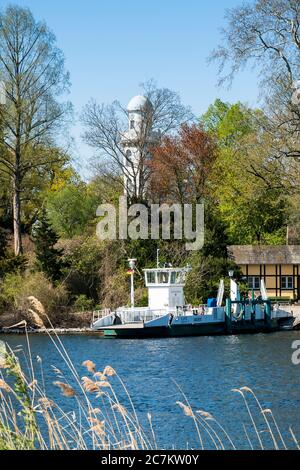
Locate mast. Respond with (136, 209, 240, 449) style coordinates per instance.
(128, 259, 137, 309)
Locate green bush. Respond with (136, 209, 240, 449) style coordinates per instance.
(73, 294, 94, 311)
(46, 183, 97, 238)
(0, 272, 68, 319)
(61, 236, 106, 300)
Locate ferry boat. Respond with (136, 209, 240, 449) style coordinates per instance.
(91, 259, 294, 338)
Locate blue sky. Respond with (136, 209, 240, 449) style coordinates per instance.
(1, 0, 260, 177)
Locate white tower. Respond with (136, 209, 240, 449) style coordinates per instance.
(120, 95, 158, 199)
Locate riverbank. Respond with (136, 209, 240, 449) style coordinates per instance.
(0, 327, 95, 335)
(0, 308, 93, 331)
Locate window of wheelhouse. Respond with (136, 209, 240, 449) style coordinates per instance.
(157, 272, 169, 284)
(147, 271, 156, 284)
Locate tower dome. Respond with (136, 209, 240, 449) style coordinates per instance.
(127, 95, 152, 112)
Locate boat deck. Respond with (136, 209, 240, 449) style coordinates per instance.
(99, 323, 145, 330)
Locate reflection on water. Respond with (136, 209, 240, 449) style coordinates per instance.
(1, 331, 300, 449)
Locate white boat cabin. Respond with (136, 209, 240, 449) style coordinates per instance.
(143, 267, 188, 310)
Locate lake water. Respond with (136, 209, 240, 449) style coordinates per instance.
(1, 331, 300, 449)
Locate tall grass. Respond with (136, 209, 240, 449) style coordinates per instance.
(0, 329, 299, 450)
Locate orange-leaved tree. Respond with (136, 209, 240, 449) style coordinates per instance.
(148, 124, 217, 204)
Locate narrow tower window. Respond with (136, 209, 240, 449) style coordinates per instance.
(125, 150, 132, 167)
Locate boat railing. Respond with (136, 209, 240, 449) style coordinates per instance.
(116, 307, 167, 324)
(92, 308, 111, 324)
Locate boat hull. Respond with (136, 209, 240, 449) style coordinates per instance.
(230, 318, 281, 334)
(100, 322, 227, 338)
(97, 318, 283, 339)
(100, 326, 168, 339)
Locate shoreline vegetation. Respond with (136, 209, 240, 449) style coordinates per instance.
(0, 333, 299, 450)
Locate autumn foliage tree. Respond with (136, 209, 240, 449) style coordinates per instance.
(148, 124, 217, 204)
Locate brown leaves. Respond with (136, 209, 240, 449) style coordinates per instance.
(148, 123, 217, 203)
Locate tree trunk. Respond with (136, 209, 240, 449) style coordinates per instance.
(12, 173, 22, 256)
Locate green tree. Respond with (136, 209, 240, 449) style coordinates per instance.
(32, 210, 64, 283)
(0, 224, 26, 279)
(202, 100, 288, 244)
(0, 5, 71, 255)
(184, 200, 237, 303)
(20, 149, 76, 233)
(61, 236, 106, 301)
(202, 99, 255, 146)
(46, 183, 97, 238)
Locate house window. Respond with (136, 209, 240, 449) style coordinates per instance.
(281, 276, 293, 290)
(130, 120, 135, 129)
(248, 276, 260, 290)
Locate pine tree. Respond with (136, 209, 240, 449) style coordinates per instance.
(32, 209, 64, 283)
(0, 223, 26, 278)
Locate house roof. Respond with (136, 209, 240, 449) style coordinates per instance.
(228, 245, 300, 265)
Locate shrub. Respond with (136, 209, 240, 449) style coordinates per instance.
(73, 294, 94, 312)
(100, 269, 129, 309)
(135, 287, 148, 307)
(0, 272, 23, 312)
(61, 236, 106, 300)
(46, 183, 97, 238)
(0, 272, 69, 323)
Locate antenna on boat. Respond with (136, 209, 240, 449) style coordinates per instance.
(128, 259, 137, 309)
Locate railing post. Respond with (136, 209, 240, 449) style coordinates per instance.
(250, 300, 256, 325)
(225, 298, 232, 334)
(264, 300, 272, 329)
